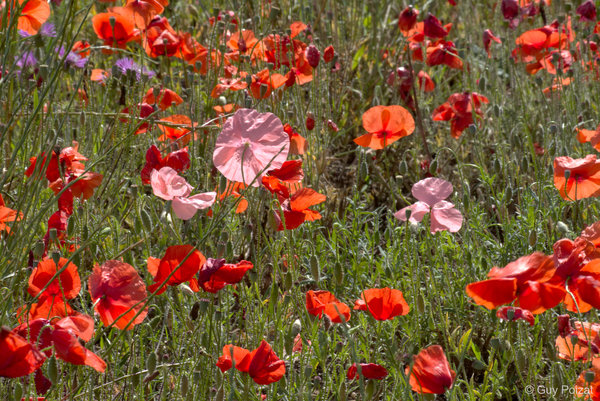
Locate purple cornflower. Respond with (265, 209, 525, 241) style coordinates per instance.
(113, 57, 155, 81)
(16, 51, 37, 69)
(18, 22, 56, 38)
(57, 46, 88, 69)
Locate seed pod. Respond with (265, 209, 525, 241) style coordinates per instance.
(310, 255, 320, 282)
(181, 374, 189, 397)
(147, 352, 157, 375)
(190, 301, 200, 321)
(12, 382, 22, 401)
(528, 231, 537, 246)
(51, 251, 61, 265)
(48, 356, 58, 383)
(306, 45, 320, 68)
(334, 261, 343, 285)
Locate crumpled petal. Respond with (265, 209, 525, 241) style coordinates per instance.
(172, 192, 217, 220)
(394, 201, 430, 224)
(430, 200, 462, 233)
(412, 177, 453, 206)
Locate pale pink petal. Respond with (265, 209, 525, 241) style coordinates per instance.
(430, 200, 463, 233)
(213, 108, 290, 187)
(150, 167, 192, 201)
(172, 192, 216, 220)
(394, 201, 430, 223)
(412, 177, 453, 206)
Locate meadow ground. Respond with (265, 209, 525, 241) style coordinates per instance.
(3, 0, 600, 400)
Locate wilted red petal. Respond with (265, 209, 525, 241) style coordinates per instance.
(347, 363, 389, 380)
(407, 345, 455, 394)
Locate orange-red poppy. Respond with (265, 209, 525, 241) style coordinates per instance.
(210, 77, 248, 98)
(496, 306, 535, 326)
(283, 124, 307, 155)
(0, 326, 45, 378)
(2, 0, 51, 35)
(554, 155, 600, 200)
(432, 92, 489, 138)
(249, 69, 286, 99)
(555, 321, 600, 361)
(123, 0, 168, 29)
(465, 252, 564, 314)
(275, 187, 326, 230)
(143, 16, 181, 58)
(577, 125, 600, 152)
(88, 260, 148, 330)
(407, 345, 455, 394)
(0, 194, 22, 234)
(216, 340, 285, 385)
(347, 363, 388, 380)
(147, 245, 205, 294)
(262, 160, 304, 199)
(28, 257, 81, 301)
(353, 288, 410, 321)
(157, 114, 194, 146)
(14, 318, 106, 372)
(354, 105, 415, 149)
(92, 10, 138, 50)
(143, 88, 183, 111)
(198, 259, 253, 293)
(227, 30, 259, 54)
(305, 290, 350, 323)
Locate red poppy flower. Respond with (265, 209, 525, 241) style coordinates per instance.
(157, 114, 194, 146)
(71, 40, 91, 58)
(210, 77, 248, 98)
(123, 0, 168, 29)
(347, 363, 388, 380)
(577, 0, 597, 22)
(0, 194, 22, 234)
(554, 155, 600, 201)
(17, 297, 74, 323)
(147, 245, 205, 294)
(483, 30, 502, 58)
(216, 340, 285, 385)
(88, 260, 148, 330)
(432, 92, 489, 138)
(262, 160, 304, 199)
(555, 321, 600, 361)
(227, 30, 259, 54)
(398, 6, 418, 34)
(465, 252, 564, 314)
(283, 124, 307, 155)
(305, 290, 351, 323)
(426, 40, 463, 69)
(14, 319, 106, 372)
(354, 105, 415, 149)
(323, 45, 335, 63)
(2, 0, 51, 35)
(249, 69, 287, 99)
(496, 306, 535, 326)
(143, 16, 181, 58)
(576, 125, 600, 152)
(0, 326, 45, 378)
(416, 70, 435, 92)
(198, 258, 253, 292)
(274, 187, 326, 230)
(143, 88, 183, 111)
(28, 257, 81, 300)
(407, 345, 455, 394)
(140, 145, 190, 184)
(423, 14, 449, 39)
(92, 10, 138, 50)
(353, 288, 410, 320)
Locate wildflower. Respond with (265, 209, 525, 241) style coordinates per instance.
(407, 345, 455, 394)
(147, 245, 205, 294)
(432, 92, 488, 138)
(496, 306, 535, 326)
(483, 29, 502, 58)
(113, 57, 155, 80)
(394, 178, 463, 233)
(554, 155, 600, 200)
(347, 363, 388, 380)
(216, 340, 285, 385)
(0, 194, 22, 234)
(0, 327, 45, 378)
(577, 1, 597, 22)
(88, 260, 148, 330)
(213, 108, 290, 187)
(305, 290, 351, 323)
(354, 105, 415, 149)
(353, 288, 410, 321)
(398, 6, 418, 34)
(198, 259, 253, 292)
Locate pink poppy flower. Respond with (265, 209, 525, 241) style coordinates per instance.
(213, 108, 290, 187)
(151, 167, 216, 220)
(150, 167, 192, 201)
(394, 177, 463, 233)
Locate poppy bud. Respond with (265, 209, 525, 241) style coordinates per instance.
(13, 382, 22, 401)
(292, 319, 302, 337)
(306, 112, 315, 131)
(327, 119, 339, 132)
(398, 6, 418, 33)
(586, 370, 596, 384)
(501, 0, 520, 21)
(306, 45, 320, 68)
(423, 13, 449, 39)
(323, 45, 335, 63)
(577, 1, 597, 22)
(310, 255, 320, 281)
